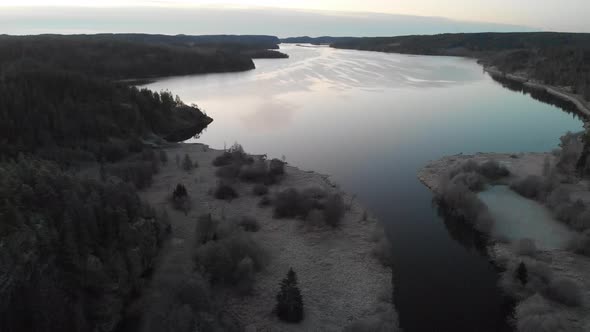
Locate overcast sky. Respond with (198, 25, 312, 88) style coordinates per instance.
(0, 1, 587, 36)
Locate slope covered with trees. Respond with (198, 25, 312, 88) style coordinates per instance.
(0, 34, 223, 332)
(0, 35, 256, 80)
(0, 157, 170, 332)
(0, 66, 212, 162)
(83, 34, 289, 60)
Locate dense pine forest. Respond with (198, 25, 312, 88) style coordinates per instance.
(0, 35, 257, 79)
(0, 67, 211, 162)
(0, 34, 272, 332)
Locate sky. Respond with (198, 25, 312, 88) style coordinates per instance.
(0, 0, 588, 36)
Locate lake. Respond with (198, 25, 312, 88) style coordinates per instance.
(144, 44, 583, 332)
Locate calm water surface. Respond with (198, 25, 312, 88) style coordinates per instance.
(145, 45, 582, 332)
(480, 186, 576, 250)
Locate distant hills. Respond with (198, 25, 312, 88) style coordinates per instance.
(281, 36, 357, 45)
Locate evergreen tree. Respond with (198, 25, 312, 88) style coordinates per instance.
(182, 154, 194, 171)
(515, 262, 528, 285)
(275, 268, 304, 323)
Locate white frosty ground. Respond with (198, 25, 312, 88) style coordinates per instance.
(419, 152, 590, 332)
(140, 143, 397, 331)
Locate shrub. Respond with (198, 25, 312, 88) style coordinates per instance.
(273, 187, 348, 227)
(107, 161, 155, 189)
(478, 160, 510, 180)
(215, 164, 240, 180)
(546, 186, 572, 208)
(196, 214, 218, 244)
(212, 152, 233, 167)
(182, 154, 194, 172)
(569, 231, 590, 256)
(195, 242, 234, 283)
(344, 306, 399, 332)
(303, 209, 325, 228)
(451, 172, 486, 191)
(275, 268, 304, 323)
(234, 256, 255, 295)
(515, 262, 528, 285)
(269, 158, 285, 176)
(212, 143, 251, 167)
(437, 182, 493, 233)
(452, 160, 479, 177)
(324, 194, 345, 227)
(510, 175, 546, 200)
(268, 159, 286, 183)
(193, 215, 268, 287)
(556, 131, 583, 173)
(516, 294, 574, 332)
(252, 184, 269, 196)
(515, 238, 537, 257)
(159, 150, 168, 165)
(449, 159, 509, 182)
(572, 210, 590, 231)
(239, 159, 268, 182)
(143, 272, 212, 332)
(258, 195, 272, 208)
(273, 188, 310, 219)
(372, 236, 393, 267)
(214, 182, 238, 201)
(545, 278, 583, 307)
(238, 216, 260, 232)
(101, 140, 129, 162)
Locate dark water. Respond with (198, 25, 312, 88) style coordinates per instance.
(144, 45, 583, 331)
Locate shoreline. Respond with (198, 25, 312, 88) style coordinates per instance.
(484, 67, 590, 122)
(139, 143, 398, 331)
(418, 153, 590, 331)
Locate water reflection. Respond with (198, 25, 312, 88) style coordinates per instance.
(435, 199, 489, 257)
(239, 98, 298, 131)
(490, 74, 583, 119)
(479, 186, 576, 250)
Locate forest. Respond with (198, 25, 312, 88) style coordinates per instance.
(0, 34, 229, 332)
(87, 34, 289, 59)
(0, 35, 257, 80)
(0, 66, 212, 163)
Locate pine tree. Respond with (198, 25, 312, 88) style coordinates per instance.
(275, 268, 304, 323)
(515, 262, 528, 285)
(182, 154, 193, 172)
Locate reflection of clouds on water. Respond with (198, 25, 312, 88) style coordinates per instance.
(239, 98, 298, 131)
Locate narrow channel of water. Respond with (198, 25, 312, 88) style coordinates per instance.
(144, 44, 583, 331)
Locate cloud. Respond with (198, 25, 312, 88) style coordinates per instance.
(0, 6, 534, 36)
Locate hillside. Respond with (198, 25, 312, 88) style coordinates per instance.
(0, 35, 220, 332)
(0, 35, 256, 80)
